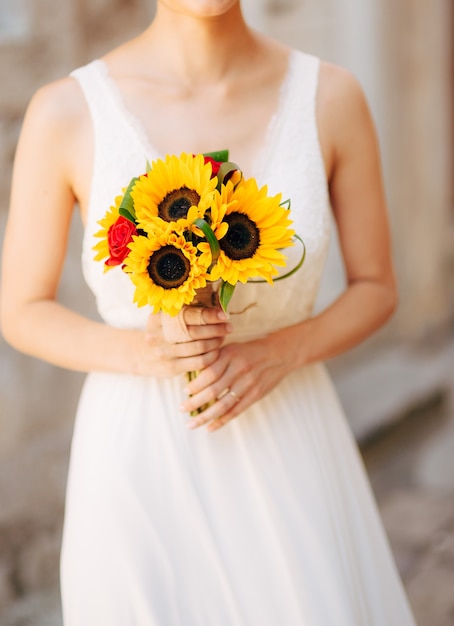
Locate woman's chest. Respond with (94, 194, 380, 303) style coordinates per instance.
(113, 75, 288, 177)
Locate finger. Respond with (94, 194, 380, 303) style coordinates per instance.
(180, 360, 232, 414)
(180, 376, 227, 413)
(176, 348, 221, 376)
(185, 389, 242, 430)
(181, 372, 235, 413)
(187, 322, 232, 341)
(206, 390, 249, 432)
(186, 396, 241, 430)
(171, 337, 224, 359)
(183, 353, 231, 399)
(161, 309, 192, 343)
(184, 306, 229, 327)
(162, 307, 231, 344)
(206, 410, 239, 432)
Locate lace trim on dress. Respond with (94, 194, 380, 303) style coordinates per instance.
(92, 51, 298, 177)
(248, 49, 298, 178)
(92, 59, 157, 161)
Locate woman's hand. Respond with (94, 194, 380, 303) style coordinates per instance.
(133, 306, 232, 378)
(179, 329, 296, 432)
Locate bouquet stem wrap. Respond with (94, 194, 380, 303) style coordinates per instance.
(186, 283, 219, 415)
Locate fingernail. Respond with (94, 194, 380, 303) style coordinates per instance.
(226, 323, 234, 333)
(186, 420, 198, 429)
(217, 310, 229, 320)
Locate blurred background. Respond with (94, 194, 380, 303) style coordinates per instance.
(0, 0, 453, 624)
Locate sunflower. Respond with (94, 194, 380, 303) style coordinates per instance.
(208, 178, 295, 285)
(196, 182, 236, 267)
(131, 153, 218, 233)
(123, 224, 211, 316)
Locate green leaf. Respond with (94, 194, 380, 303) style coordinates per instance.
(145, 160, 152, 173)
(203, 149, 229, 162)
(119, 177, 139, 223)
(248, 234, 306, 283)
(280, 198, 291, 210)
(119, 207, 136, 223)
(273, 235, 306, 281)
(217, 161, 240, 187)
(219, 281, 235, 313)
(193, 218, 220, 264)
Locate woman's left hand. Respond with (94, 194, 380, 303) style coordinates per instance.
(179, 330, 297, 432)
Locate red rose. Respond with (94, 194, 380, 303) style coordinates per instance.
(203, 156, 222, 177)
(106, 216, 137, 267)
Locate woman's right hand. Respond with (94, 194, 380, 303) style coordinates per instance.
(133, 307, 232, 378)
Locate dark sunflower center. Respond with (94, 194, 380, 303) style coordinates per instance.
(220, 212, 260, 260)
(158, 187, 200, 221)
(147, 246, 190, 289)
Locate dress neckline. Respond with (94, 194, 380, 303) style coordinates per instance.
(93, 50, 298, 178)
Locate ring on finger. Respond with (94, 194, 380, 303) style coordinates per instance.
(228, 390, 240, 402)
(217, 387, 230, 401)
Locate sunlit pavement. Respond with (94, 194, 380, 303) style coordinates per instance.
(364, 385, 454, 626)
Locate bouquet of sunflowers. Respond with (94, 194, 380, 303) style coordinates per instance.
(93, 150, 303, 315)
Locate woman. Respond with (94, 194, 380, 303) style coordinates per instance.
(1, 1, 416, 624)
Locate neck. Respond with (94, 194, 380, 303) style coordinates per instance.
(139, 3, 257, 85)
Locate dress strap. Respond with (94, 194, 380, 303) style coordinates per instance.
(70, 61, 149, 264)
(258, 52, 323, 178)
(71, 61, 154, 159)
(279, 51, 321, 150)
(71, 61, 116, 133)
(72, 63, 148, 178)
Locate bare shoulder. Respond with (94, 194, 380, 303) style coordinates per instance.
(19, 76, 90, 162)
(318, 61, 370, 119)
(24, 75, 88, 136)
(17, 74, 92, 204)
(316, 61, 378, 178)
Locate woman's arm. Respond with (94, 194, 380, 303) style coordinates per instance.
(1, 80, 229, 376)
(286, 62, 397, 364)
(181, 63, 397, 430)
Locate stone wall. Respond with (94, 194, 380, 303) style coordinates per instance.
(0, 0, 156, 612)
(381, 0, 454, 337)
(0, 0, 453, 617)
(0, 2, 157, 450)
(249, 0, 454, 340)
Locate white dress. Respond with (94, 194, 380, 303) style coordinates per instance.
(62, 51, 416, 625)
